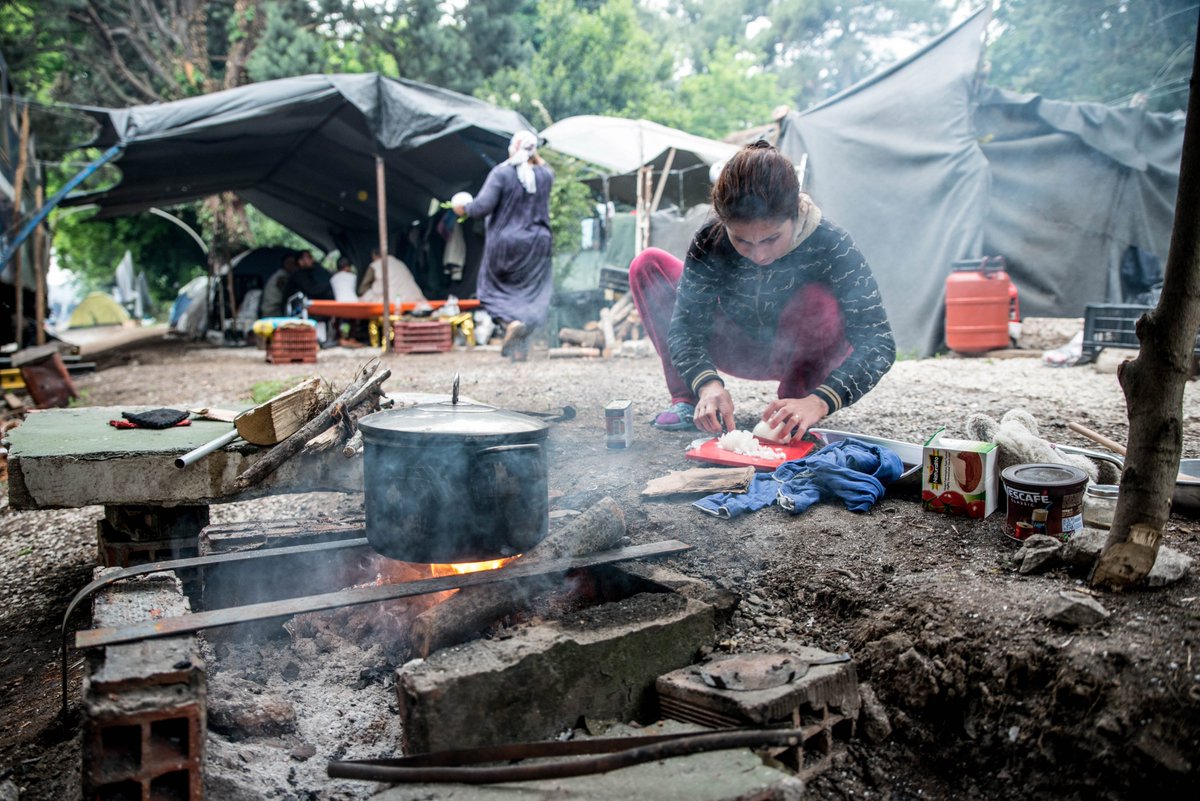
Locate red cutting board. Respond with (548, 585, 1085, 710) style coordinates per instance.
(685, 436, 816, 470)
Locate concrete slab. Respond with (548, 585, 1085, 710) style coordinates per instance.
(373, 721, 805, 801)
(5, 405, 362, 508)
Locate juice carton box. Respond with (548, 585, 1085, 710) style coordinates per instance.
(922, 429, 998, 518)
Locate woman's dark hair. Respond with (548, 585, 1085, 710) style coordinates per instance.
(710, 140, 799, 225)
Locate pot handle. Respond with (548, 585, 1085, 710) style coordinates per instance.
(476, 443, 542, 456)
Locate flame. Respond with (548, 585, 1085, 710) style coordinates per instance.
(429, 556, 519, 577)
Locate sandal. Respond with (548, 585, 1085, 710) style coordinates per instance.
(650, 401, 696, 431)
(500, 320, 528, 358)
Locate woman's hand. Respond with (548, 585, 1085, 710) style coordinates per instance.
(695, 381, 735, 435)
(762, 395, 829, 443)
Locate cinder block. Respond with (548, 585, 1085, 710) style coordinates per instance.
(82, 570, 205, 800)
(656, 647, 860, 782)
(396, 589, 715, 753)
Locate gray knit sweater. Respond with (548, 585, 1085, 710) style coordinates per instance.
(667, 217, 896, 413)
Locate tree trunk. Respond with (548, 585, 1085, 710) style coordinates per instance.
(1092, 26, 1200, 590)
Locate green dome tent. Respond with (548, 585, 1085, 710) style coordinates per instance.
(67, 292, 131, 328)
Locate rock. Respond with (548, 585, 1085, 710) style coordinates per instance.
(1061, 527, 1106, 568)
(290, 743, 317, 761)
(1043, 590, 1110, 627)
(1060, 527, 1192, 586)
(209, 677, 298, 739)
(0, 779, 19, 801)
(858, 682, 892, 743)
(893, 648, 940, 709)
(1015, 534, 1062, 574)
(1146, 547, 1193, 587)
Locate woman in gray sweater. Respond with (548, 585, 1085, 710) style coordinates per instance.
(629, 141, 895, 441)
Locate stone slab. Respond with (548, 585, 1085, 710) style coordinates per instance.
(396, 592, 716, 753)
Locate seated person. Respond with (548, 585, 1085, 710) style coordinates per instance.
(359, 248, 426, 305)
(285, 249, 335, 302)
(330, 256, 359, 302)
(259, 253, 299, 318)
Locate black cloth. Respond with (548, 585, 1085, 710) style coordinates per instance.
(121, 408, 190, 429)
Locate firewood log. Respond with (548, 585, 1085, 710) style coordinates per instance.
(558, 327, 605, 349)
(406, 497, 626, 658)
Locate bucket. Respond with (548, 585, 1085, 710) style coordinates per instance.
(1000, 463, 1088, 542)
(945, 257, 1019, 354)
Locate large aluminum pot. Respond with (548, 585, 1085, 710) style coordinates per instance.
(357, 398, 550, 562)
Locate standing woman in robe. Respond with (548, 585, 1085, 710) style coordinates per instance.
(453, 130, 555, 360)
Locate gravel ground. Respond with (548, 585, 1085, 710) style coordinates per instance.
(1, 325, 1198, 800)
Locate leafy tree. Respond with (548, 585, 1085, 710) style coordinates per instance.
(478, 0, 674, 124)
(987, 0, 1196, 113)
(245, 0, 326, 83)
(658, 0, 950, 111)
(650, 38, 788, 139)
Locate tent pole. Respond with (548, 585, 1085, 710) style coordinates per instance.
(648, 148, 676, 216)
(33, 185, 45, 345)
(376, 154, 392, 353)
(11, 104, 30, 347)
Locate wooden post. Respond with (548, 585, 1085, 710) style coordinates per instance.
(33, 185, 45, 345)
(649, 147, 676, 215)
(11, 104, 30, 346)
(376, 154, 392, 353)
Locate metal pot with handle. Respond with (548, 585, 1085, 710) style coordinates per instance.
(357, 377, 550, 562)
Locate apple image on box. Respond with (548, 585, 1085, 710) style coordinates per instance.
(950, 452, 983, 494)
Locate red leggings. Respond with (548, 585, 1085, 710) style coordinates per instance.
(629, 248, 851, 403)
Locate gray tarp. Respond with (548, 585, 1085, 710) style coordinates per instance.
(778, 7, 1185, 356)
(63, 73, 535, 292)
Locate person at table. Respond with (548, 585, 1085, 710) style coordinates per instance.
(330, 256, 359, 302)
(358, 248, 426, 306)
(286, 249, 335, 302)
(628, 140, 895, 440)
(259, 253, 299, 318)
(452, 130, 554, 359)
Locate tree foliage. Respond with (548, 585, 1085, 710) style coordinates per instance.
(987, 0, 1196, 113)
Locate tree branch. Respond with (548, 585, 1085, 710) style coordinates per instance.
(81, 2, 163, 102)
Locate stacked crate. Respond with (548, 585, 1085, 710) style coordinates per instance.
(267, 324, 318, 364)
(393, 320, 453, 354)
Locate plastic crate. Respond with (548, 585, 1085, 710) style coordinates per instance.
(267, 325, 318, 364)
(1080, 303, 1200, 363)
(393, 320, 453, 354)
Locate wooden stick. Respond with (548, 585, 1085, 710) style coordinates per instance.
(1068, 421, 1190, 483)
(548, 347, 601, 359)
(235, 360, 382, 489)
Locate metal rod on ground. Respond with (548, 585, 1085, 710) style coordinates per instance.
(328, 727, 805, 784)
(74, 540, 691, 649)
(175, 429, 239, 468)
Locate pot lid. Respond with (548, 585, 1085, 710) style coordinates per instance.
(1001, 463, 1088, 487)
(359, 374, 548, 439)
(359, 402, 548, 438)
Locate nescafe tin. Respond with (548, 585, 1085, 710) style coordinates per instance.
(1000, 463, 1088, 542)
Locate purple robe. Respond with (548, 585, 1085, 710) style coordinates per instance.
(465, 161, 554, 328)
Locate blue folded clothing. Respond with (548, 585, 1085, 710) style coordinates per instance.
(693, 439, 904, 519)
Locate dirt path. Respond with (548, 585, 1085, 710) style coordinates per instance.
(1, 336, 1198, 799)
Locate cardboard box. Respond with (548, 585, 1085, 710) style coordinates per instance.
(922, 429, 998, 518)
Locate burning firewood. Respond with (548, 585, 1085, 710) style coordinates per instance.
(406, 496, 627, 658)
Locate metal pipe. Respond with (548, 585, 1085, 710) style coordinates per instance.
(174, 429, 239, 468)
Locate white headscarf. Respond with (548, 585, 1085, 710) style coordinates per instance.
(507, 130, 539, 194)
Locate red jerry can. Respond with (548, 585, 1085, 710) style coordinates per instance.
(945, 256, 1020, 355)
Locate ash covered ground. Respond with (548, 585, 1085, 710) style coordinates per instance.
(2, 326, 1198, 800)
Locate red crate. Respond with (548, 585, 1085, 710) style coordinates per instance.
(267, 325, 318, 363)
(393, 320, 453, 354)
